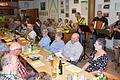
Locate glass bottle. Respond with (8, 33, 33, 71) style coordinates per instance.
(58, 58, 63, 75)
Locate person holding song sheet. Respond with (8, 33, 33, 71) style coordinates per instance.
(109, 15, 120, 70)
(92, 10, 108, 49)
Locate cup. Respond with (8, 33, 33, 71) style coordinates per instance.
(52, 67, 57, 78)
(50, 59, 54, 66)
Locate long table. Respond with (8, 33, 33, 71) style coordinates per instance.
(3, 34, 120, 80)
(2, 35, 29, 46)
(20, 47, 96, 80)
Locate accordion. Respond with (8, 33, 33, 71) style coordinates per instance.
(94, 21, 105, 29)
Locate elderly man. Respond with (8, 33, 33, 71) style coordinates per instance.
(0, 38, 22, 80)
(27, 24, 37, 42)
(0, 52, 23, 80)
(0, 35, 9, 70)
(38, 29, 51, 50)
(2, 39, 35, 79)
(62, 33, 83, 65)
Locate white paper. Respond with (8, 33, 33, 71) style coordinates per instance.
(31, 60, 45, 68)
(65, 65, 83, 73)
(55, 51, 63, 58)
(28, 54, 43, 58)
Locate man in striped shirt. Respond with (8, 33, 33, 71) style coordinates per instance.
(9, 39, 35, 79)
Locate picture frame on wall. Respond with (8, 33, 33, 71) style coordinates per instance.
(60, 1, 64, 8)
(104, 0, 110, 2)
(117, 12, 120, 16)
(103, 4, 110, 9)
(40, 2, 46, 10)
(66, 13, 69, 17)
(61, 9, 64, 14)
(74, 0, 79, 4)
(104, 13, 109, 17)
(72, 8, 76, 14)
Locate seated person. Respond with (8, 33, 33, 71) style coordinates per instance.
(0, 52, 23, 80)
(62, 33, 83, 65)
(27, 24, 37, 42)
(64, 19, 71, 30)
(82, 38, 108, 72)
(50, 32, 64, 53)
(5, 39, 35, 79)
(0, 35, 9, 71)
(38, 29, 51, 50)
(33, 72, 52, 80)
(0, 35, 9, 53)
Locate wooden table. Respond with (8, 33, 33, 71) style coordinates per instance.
(20, 47, 96, 80)
(2, 35, 29, 46)
(103, 72, 120, 80)
(3, 34, 120, 80)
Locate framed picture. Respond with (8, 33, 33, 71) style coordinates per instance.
(117, 12, 120, 16)
(74, 0, 79, 4)
(104, 13, 109, 17)
(60, 1, 64, 8)
(61, 9, 64, 14)
(66, 13, 69, 17)
(72, 8, 76, 14)
(103, 4, 110, 9)
(40, 2, 46, 10)
(104, 0, 110, 2)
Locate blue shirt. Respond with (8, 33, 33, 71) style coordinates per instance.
(50, 40, 65, 53)
(38, 35, 51, 50)
(0, 42, 8, 52)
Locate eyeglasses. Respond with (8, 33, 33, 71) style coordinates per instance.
(16, 48, 22, 50)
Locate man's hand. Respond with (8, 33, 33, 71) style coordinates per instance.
(62, 57, 70, 61)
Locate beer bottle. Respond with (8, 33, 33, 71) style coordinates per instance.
(58, 58, 63, 75)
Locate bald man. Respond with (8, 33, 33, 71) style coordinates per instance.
(62, 33, 83, 65)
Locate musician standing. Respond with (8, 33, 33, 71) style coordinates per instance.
(74, 12, 86, 44)
(109, 15, 120, 69)
(92, 10, 108, 46)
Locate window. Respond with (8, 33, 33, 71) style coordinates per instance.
(74, 0, 79, 4)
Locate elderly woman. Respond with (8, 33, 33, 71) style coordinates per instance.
(82, 38, 108, 72)
(50, 32, 64, 53)
(38, 29, 51, 50)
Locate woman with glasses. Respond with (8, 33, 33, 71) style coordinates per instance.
(82, 38, 108, 72)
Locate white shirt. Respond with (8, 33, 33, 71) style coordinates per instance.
(62, 41, 83, 62)
(28, 30, 37, 41)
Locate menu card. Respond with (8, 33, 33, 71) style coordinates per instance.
(31, 60, 45, 68)
(65, 65, 83, 73)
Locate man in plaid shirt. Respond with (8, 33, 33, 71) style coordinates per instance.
(9, 39, 35, 79)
